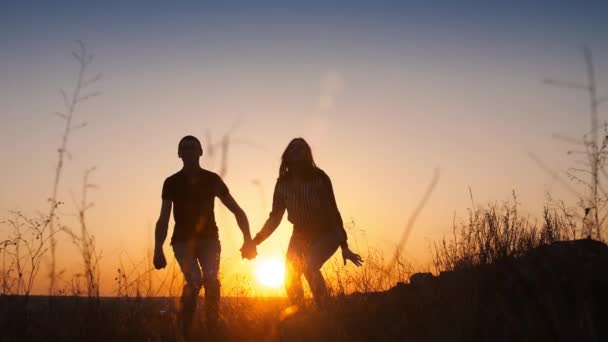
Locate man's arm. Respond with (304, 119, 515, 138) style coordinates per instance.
(155, 200, 172, 248)
(218, 192, 251, 241)
(154, 199, 172, 269)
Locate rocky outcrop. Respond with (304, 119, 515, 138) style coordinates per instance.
(376, 239, 608, 341)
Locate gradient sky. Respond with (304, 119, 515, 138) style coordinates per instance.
(1, 1, 607, 295)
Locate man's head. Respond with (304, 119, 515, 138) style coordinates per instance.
(178, 135, 203, 164)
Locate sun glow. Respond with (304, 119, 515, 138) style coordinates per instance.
(255, 257, 285, 288)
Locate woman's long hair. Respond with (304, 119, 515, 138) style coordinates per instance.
(279, 138, 318, 180)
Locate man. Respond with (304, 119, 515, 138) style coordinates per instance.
(153, 135, 257, 336)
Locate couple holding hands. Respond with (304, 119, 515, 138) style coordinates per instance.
(153, 135, 362, 335)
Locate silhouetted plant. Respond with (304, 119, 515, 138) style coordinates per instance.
(2, 205, 63, 299)
(324, 221, 415, 294)
(0, 239, 17, 295)
(46, 40, 101, 295)
(61, 167, 102, 297)
(115, 252, 157, 297)
(544, 46, 608, 240)
(432, 193, 584, 273)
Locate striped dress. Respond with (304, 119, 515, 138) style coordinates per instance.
(254, 169, 348, 245)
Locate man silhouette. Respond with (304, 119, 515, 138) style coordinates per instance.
(153, 135, 257, 336)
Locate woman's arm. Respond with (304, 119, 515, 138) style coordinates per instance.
(321, 171, 362, 266)
(321, 171, 348, 248)
(253, 180, 286, 245)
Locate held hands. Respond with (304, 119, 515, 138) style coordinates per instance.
(240, 239, 258, 260)
(153, 246, 167, 269)
(342, 246, 363, 266)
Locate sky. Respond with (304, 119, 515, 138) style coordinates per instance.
(1, 0, 608, 295)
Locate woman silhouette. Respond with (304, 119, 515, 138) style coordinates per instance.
(252, 138, 362, 306)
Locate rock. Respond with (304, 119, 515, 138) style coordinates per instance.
(409, 272, 434, 287)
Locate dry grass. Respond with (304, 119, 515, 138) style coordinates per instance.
(432, 193, 587, 273)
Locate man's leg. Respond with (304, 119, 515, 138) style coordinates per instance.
(172, 241, 203, 335)
(304, 229, 340, 306)
(198, 238, 221, 332)
(285, 235, 305, 305)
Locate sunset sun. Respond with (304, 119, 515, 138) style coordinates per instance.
(255, 257, 285, 288)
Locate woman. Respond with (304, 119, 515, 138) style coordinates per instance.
(252, 138, 362, 306)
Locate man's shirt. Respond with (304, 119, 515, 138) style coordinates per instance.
(162, 168, 228, 243)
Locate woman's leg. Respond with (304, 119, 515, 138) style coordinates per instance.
(303, 229, 341, 306)
(285, 235, 306, 305)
